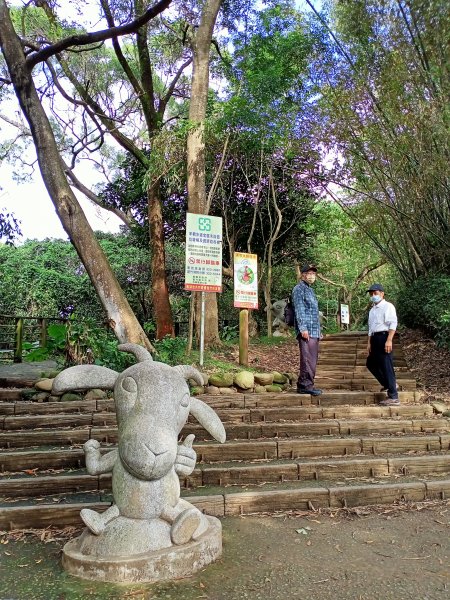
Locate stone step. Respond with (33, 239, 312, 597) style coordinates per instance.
(0, 403, 437, 430)
(0, 389, 24, 402)
(315, 369, 412, 378)
(318, 358, 408, 366)
(314, 378, 416, 390)
(1, 415, 447, 447)
(205, 391, 419, 408)
(0, 391, 422, 418)
(186, 418, 449, 441)
(1, 434, 448, 471)
(0, 398, 110, 416)
(1, 477, 449, 529)
(2, 454, 450, 498)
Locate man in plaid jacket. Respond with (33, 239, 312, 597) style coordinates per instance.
(292, 264, 322, 396)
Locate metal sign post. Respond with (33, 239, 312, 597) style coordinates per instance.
(200, 291, 206, 366)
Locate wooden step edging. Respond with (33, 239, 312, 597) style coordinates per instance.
(1, 479, 449, 529)
(1, 434, 449, 469)
(1, 415, 447, 447)
(2, 454, 450, 497)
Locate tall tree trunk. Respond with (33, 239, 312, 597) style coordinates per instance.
(186, 0, 222, 347)
(148, 182, 174, 338)
(0, 3, 153, 352)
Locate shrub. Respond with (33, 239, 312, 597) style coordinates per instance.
(397, 275, 450, 348)
(153, 336, 187, 365)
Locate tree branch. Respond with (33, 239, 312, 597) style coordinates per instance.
(64, 162, 135, 228)
(26, 0, 173, 70)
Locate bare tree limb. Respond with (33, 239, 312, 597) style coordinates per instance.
(26, 0, 173, 70)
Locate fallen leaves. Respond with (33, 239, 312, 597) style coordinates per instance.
(296, 526, 311, 535)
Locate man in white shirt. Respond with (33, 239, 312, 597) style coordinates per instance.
(366, 283, 399, 406)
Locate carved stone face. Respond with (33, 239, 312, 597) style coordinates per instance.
(114, 362, 191, 480)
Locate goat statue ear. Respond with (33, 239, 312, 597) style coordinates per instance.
(189, 397, 226, 443)
(52, 365, 119, 395)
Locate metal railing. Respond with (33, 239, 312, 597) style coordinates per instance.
(0, 315, 66, 363)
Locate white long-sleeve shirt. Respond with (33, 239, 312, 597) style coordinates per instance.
(368, 299, 398, 336)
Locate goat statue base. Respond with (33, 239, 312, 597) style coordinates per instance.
(62, 515, 222, 583)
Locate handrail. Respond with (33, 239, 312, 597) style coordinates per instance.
(0, 314, 65, 320)
(0, 314, 67, 363)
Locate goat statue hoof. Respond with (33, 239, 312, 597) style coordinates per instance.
(80, 509, 106, 536)
(170, 508, 201, 545)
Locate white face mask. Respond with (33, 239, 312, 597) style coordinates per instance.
(370, 294, 381, 303)
(305, 274, 316, 284)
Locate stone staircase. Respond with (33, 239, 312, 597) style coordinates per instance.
(0, 333, 449, 530)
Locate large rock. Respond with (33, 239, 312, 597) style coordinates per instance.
(286, 372, 297, 384)
(35, 378, 54, 392)
(254, 385, 267, 394)
(61, 392, 83, 402)
(234, 371, 254, 390)
(265, 384, 283, 393)
(219, 387, 237, 394)
(190, 386, 205, 396)
(209, 373, 234, 388)
(206, 386, 221, 395)
(272, 372, 288, 384)
(254, 373, 274, 386)
(85, 388, 108, 400)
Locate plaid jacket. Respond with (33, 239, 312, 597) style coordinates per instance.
(292, 280, 321, 338)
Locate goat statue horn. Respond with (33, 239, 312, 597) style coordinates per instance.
(173, 365, 204, 386)
(118, 343, 153, 362)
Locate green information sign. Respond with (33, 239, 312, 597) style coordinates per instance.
(185, 213, 223, 293)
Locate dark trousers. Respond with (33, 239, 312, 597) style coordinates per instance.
(366, 332, 398, 399)
(297, 336, 319, 391)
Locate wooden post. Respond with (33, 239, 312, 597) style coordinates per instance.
(39, 318, 48, 348)
(14, 317, 23, 363)
(239, 309, 249, 366)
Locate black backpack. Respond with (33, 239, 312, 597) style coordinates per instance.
(284, 295, 295, 327)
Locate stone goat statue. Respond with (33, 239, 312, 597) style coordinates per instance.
(52, 344, 226, 559)
(269, 299, 327, 337)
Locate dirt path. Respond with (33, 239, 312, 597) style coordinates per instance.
(0, 502, 449, 600)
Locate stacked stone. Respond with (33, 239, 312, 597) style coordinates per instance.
(191, 371, 297, 395)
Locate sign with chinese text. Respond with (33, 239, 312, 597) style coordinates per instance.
(340, 303, 350, 325)
(234, 252, 258, 309)
(184, 213, 223, 292)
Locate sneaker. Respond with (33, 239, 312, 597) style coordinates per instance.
(297, 388, 322, 396)
(378, 398, 400, 406)
(380, 384, 400, 392)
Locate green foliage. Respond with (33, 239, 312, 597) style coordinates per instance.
(221, 324, 239, 342)
(153, 336, 188, 366)
(65, 317, 135, 371)
(315, 0, 450, 280)
(0, 234, 151, 322)
(305, 201, 396, 330)
(23, 323, 67, 363)
(227, 2, 316, 141)
(397, 275, 450, 349)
